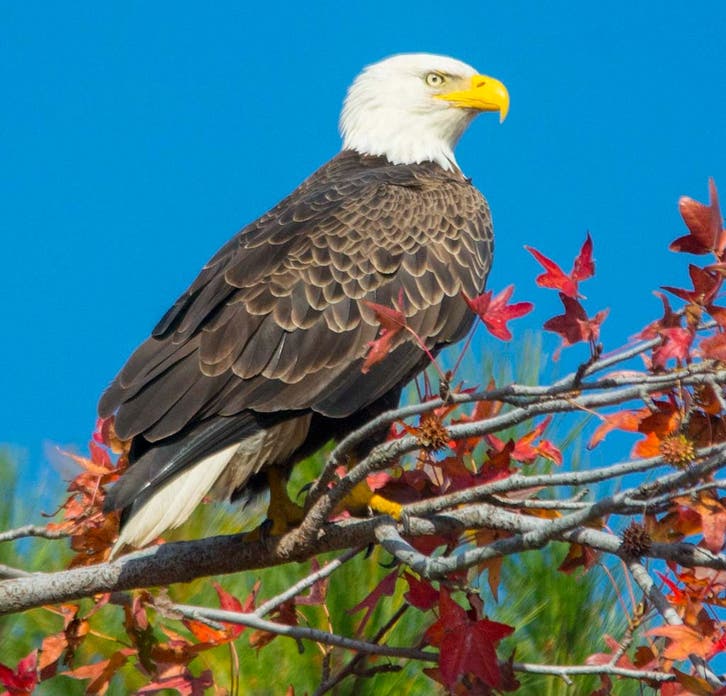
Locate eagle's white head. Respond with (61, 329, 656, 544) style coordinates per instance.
(340, 53, 509, 171)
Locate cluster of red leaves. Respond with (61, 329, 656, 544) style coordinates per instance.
(642, 179, 726, 368)
(576, 182, 726, 692)
(0, 578, 289, 695)
(589, 390, 726, 463)
(372, 393, 564, 595)
(44, 418, 128, 566)
(345, 570, 517, 693)
(526, 233, 609, 358)
(363, 282, 534, 375)
(638, 565, 726, 695)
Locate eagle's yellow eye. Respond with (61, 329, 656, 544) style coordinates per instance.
(425, 72, 446, 87)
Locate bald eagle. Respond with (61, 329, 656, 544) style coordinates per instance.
(100, 53, 508, 553)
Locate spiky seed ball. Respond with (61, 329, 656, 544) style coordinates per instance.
(417, 414, 450, 451)
(659, 434, 696, 466)
(621, 522, 653, 558)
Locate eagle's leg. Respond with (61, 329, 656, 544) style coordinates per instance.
(243, 467, 304, 541)
(265, 467, 305, 536)
(342, 481, 403, 519)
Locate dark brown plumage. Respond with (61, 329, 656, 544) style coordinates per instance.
(99, 53, 506, 551)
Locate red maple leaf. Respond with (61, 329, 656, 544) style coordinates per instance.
(673, 492, 726, 554)
(701, 332, 726, 362)
(662, 265, 722, 307)
(424, 588, 513, 690)
(572, 233, 595, 282)
(640, 292, 682, 340)
(295, 559, 329, 607)
(558, 542, 600, 573)
(249, 601, 298, 650)
(508, 417, 562, 465)
(362, 301, 408, 373)
(543, 294, 608, 351)
(463, 285, 533, 341)
(0, 651, 38, 696)
(184, 581, 254, 645)
(588, 409, 646, 449)
(526, 233, 595, 298)
(670, 178, 726, 260)
(135, 665, 214, 695)
(652, 327, 694, 369)
(63, 649, 135, 694)
(646, 623, 725, 661)
(403, 572, 439, 612)
(347, 569, 399, 635)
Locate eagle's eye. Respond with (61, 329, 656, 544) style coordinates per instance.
(425, 72, 446, 88)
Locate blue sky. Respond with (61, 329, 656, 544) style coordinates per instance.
(1, 2, 725, 489)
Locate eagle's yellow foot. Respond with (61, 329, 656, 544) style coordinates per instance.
(340, 480, 403, 519)
(245, 468, 305, 541)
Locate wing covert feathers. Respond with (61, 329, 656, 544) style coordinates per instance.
(100, 151, 493, 443)
(100, 151, 493, 536)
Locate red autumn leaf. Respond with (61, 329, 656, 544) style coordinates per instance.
(212, 581, 246, 638)
(403, 572, 439, 612)
(663, 265, 722, 306)
(674, 493, 726, 553)
(572, 233, 595, 282)
(629, 400, 681, 458)
(508, 416, 562, 465)
(640, 291, 682, 340)
(670, 178, 725, 259)
(135, 667, 214, 695)
(474, 528, 510, 601)
(0, 651, 38, 696)
(151, 627, 208, 665)
(526, 233, 595, 298)
(707, 304, 726, 328)
(93, 416, 129, 455)
(558, 542, 600, 573)
(463, 285, 533, 340)
(296, 558, 329, 607)
(526, 247, 578, 298)
(38, 633, 67, 678)
(424, 588, 513, 690)
(362, 301, 408, 373)
(701, 332, 726, 362)
(646, 623, 722, 661)
(588, 409, 645, 449)
(657, 572, 692, 613)
(249, 600, 298, 650)
(543, 293, 608, 348)
(479, 438, 517, 480)
(652, 327, 694, 369)
(63, 648, 135, 694)
(185, 581, 255, 644)
(703, 506, 726, 554)
(348, 569, 398, 635)
(672, 668, 719, 696)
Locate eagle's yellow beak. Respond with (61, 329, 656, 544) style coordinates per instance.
(436, 74, 510, 123)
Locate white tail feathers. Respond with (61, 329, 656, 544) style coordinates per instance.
(109, 416, 312, 558)
(110, 443, 238, 557)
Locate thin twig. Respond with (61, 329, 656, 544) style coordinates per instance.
(254, 547, 363, 618)
(0, 525, 69, 543)
(173, 603, 436, 663)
